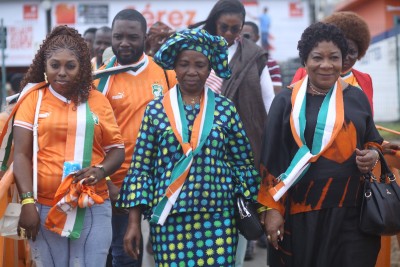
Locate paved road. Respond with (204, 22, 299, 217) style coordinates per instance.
(243, 242, 268, 267)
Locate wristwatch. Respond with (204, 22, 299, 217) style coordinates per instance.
(94, 164, 106, 175)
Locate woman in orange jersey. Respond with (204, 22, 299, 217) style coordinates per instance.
(0, 25, 125, 267)
(258, 22, 383, 267)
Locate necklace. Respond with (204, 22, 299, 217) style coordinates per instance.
(309, 82, 327, 96)
(183, 95, 202, 106)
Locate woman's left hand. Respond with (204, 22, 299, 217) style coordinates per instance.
(355, 148, 379, 173)
(74, 167, 103, 185)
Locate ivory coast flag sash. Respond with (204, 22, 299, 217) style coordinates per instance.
(269, 76, 344, 201)
(150, 85, 215, 225)
(94, 55, 147, 94)
(44, 101, 96, 239)
(0, 82, 47, 172)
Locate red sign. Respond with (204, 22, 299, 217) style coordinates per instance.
(289, 2, 303, 17)
(23, 4, 38, 20)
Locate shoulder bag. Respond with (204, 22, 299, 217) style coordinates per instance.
(0, 89, 42, 239)
(359, 150, 400, 235)
(235, 195, 264, 240)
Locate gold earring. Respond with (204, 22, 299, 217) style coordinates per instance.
(44, 72, 48, 83)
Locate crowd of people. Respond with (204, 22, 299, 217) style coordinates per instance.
(0, 0, 397, 267)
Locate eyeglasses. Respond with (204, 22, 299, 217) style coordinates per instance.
(217, 23, 242, 35)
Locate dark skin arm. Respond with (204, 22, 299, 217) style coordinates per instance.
(73, 147, 125, 186)
(13, 126, 40, 241)
(124, 205, 143, 259)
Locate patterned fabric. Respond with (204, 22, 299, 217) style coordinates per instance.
(117, 95, 259, 217)
(268, 76, 344, 201)
(257, 85, 383, 216)
(150, 86, 216, 225)
(153, 28, 231, 79)
(206, 69, 223, 94)
(267, 58, 282, 86)
(151, 211, 237, 267)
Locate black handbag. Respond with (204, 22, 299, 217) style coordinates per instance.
(234, 195, 264, 240)
(359, 150, 400, 236)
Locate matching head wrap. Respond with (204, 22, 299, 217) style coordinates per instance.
(153, 28, 231, 79)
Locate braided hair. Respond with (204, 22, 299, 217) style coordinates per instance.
(21, 25, 92, 106)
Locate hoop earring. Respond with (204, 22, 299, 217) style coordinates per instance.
(44, 72, 48, 83)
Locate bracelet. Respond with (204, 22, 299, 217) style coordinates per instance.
(21, 198, 35, 205)
(257, 206, 273, 214)
(20, 192, 34, 200)
(371, 155, 380, 170)
(105, 176, 111, 181)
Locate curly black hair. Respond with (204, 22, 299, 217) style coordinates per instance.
(188, 0, 245, 35)
(298, 22, 348, 67)
(323, 11, 370, 59)
(21, 25, 92, 107)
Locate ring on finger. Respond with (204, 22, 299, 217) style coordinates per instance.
(19, 227, 26, 238)
(89, 175, 95, 179)
(267, 235, 271, 240)
(277, 230, 281, 236)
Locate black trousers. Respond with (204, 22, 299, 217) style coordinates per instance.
(268, 207, 380, 267)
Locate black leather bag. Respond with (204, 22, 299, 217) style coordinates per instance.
(234, 195, 264, 240)
(359, 150, 400, 236)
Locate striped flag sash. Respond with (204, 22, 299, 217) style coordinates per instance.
(93, 55, 147, 94)
(269, 76, 344, 201)
(150, 85, 215, 225)
(44, 101, 96, 239)
(0, 82, 47, 171)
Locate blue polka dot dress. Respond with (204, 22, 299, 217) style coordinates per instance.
(117, 94, 260, 266)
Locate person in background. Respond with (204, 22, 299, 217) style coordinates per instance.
(241, 21, 282, 94)
(189, 1, 274, 266)
(259, 7, 270, 51)
(117, 27, 260, 267)
(93, 9, 177, 267)
(83, 27, 97, 59)
(92, 26, 112, 70)
(145, 21, 175, 57)
(3, 25, 125, 267)
(258, 22, 382, 267)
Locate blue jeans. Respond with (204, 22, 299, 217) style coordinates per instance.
(111, 212, 142, 267)
(30, 200, 112, 267)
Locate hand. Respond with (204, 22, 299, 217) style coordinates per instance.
(74, 167, 103, 186)
(355, 148, 379, 173)
(263, 209, 284, 250)
(123, 207, 142, 259)
(107, 181, 120, 203)
(382, 142, 400, 155)
(18, 203, 40, 241)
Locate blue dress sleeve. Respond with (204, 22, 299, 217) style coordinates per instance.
(116, 103, 158, 211)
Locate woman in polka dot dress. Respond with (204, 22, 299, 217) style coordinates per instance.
(116, 28, 260, 267)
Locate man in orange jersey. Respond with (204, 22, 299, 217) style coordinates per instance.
(93, 9, 176, 267)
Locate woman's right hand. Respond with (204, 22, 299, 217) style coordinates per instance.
(263, 209, 284, 250)
(18, 203, 40, 241)
(123, 206, 142, 259)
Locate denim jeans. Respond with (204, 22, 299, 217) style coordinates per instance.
(111, 212, 142, 267)
(29, 200, 112, 267)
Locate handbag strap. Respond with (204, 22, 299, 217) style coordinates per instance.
(376, 150, 396, 182)
(32, 89, 43, 200)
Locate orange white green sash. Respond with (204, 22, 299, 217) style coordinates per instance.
(269, 76, 344, 201)
(94, 55, 147, 94)
(0, 82, 47, 172)
(44, 101, 96, 239)
(150, 85, 215, 225)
